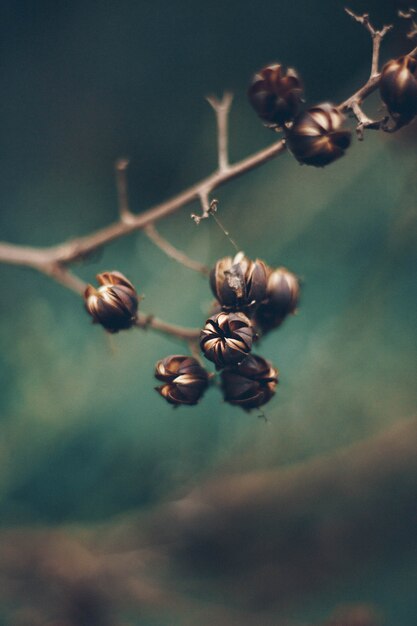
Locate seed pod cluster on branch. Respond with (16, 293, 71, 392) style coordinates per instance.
(249, 36, 417, 166)
(69, 8, 417, 415)
(148, 252, 299, 412)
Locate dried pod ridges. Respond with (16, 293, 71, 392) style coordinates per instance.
(255, 267, 300, 334)
(155, 355, 209, 406)
(380, 55, 417, 126)
(286, 103, 351, 167)
(221, 354, 279, 411)
(84, 271, 138, 333)
(210, 251, 268, 312)
(200, 311, 254, 369)
(248, 63, 304, 128)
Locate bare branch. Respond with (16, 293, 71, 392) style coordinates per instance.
(349, 101, 387, 139)
(135, 314, 200, 341)
(345, 8, 393, 77)
(144, 224, 210, 275)
(206, 92, 234, 172)
(1, 11, 417, 329)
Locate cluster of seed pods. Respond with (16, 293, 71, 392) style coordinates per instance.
(248, 55, 417, 165)
(83, 255, 299, 412)
(155, 253, 300, 411)
(83, 51, 417, 413)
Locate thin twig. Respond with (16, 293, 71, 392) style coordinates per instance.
(115, 157, 135, 223)
(343, 9, 393, 134)
(192, 93, 234, 223)
(350, 101, 387, 140)
(144, 224, 210, 275)
(345, 9, 393, 77)
(206, 92, 233, 173)
(117, 158, 209, 274)
(135, 314, 200, 341)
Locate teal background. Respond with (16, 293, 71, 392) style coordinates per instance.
(0, 1, 416, 624)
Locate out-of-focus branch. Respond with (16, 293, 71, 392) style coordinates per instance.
(0, 417, 411, 624)
(399, 8, 417, 39)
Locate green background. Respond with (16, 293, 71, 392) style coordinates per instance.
(0, 1, 416, 624)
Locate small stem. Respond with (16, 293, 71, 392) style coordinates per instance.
(188, 338, 203, 363)
(207, 92, 233, 172)
(115, 158, 135, 223)
(135, 314, 200, 341)
(345, 8, 393, 78)
(192, 189, 212, 223)
(350, 101, 386, 139)
(144, 224, 209, 275)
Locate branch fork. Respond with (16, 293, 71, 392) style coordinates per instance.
(1, 10, 417, 343)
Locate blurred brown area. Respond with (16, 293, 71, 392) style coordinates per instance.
(1, 418, 416, 624)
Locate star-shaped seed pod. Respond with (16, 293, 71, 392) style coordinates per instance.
(84, 271, 138, 333)
(210, 252, 268, 312)
(286, 103, 351, 167)
(248, 63, 304, 129)
(380, 55, 417, 127)
(221, 354, 279, 411)
(154, 355, 209, 406)
(200, 311, 254, 369)
(255, 267, 300, 334)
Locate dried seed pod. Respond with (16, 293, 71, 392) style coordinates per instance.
(286, 103, 351, 167)
(84, 271, 138, 333)
(200, 311, 254, 369)
(221, 354, 278, 411)
(155, 355, 209, 406)
(380, 55, 417, 125)
(210, 252, 268, 312)
(255, 267, 300, 334)
(248, 63, 304, 128)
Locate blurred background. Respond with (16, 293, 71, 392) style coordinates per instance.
(0, 0, 416, 624)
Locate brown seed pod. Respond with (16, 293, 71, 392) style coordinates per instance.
(255, 267, 300, 334)
(154, 355, 209, 406)
(380, 55, 417, 126)
(200, 311, 254, 369)
(248, 63, 304, 128)
(286, 103, 351, 167)
(84, 271, 138, 333)
(210, 251, 268, 312)
(221, 354, 278, 411)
